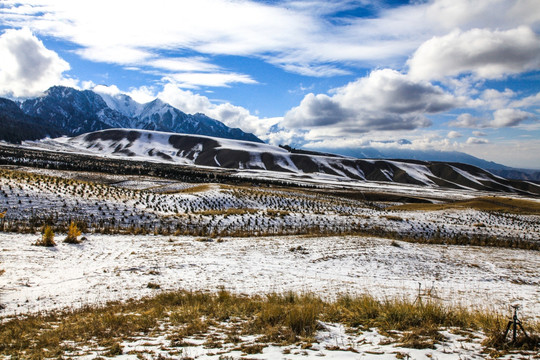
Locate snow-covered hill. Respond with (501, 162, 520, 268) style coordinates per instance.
(31, 128, 540, 195)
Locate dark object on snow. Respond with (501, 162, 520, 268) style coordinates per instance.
(503, 305, 530, 344)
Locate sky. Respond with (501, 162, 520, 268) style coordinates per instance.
(0, 0, 539, 169)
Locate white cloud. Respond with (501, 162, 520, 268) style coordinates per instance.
(163, 73, 257, 89)
(408, 27, 540, 81)
(511, 92, 540, 108)
(0, 28, 74, 98)
(75, 46, 153, 65)
(462, 138, 540, 169)
(148, 58, 221, 73)
(155, 82, 280, 139)
(277, 63, 350, 77)
(3, 0, 539, 81)
(126, 86, 158, 104)
(0, 0, 317, 81)
(284, 69, 459, 133)
(479, 88, 515, 110)
(449, 113, 484, 128)
(447, 131, 462, 138)
(466, 137, 489, 145)
(472, 131, 486, 137)
(423, 0, 540, 30)
(301, 130, 460, 153)
(92, 84, 122, 96)
(157, 83, 213, 114)
(490, 108, 532, 127)
(449, 109, 534, 128)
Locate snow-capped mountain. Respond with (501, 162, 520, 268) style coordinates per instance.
(10, 86, 262, 143)
(96, 90, 263, 143)
(21, 86, 130, 135)
(32, 128, 540, 195)
(95, 91, 144, 119)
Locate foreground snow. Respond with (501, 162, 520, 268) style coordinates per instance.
(67, 324, 491, 360)
(2, 234, 538, 320)
(2, 233, 539, 359)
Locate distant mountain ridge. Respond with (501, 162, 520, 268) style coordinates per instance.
(309, 146, 540, 182)
(28, 128, 540, 196)
(0, 86, 262, 143)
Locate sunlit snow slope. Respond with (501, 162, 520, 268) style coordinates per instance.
(34, 129, 540, 195)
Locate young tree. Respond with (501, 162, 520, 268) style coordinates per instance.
(36, 225, 56, 247)
(64, 221, 82, 244)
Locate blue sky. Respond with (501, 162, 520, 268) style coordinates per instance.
(0, 0, 539, 169)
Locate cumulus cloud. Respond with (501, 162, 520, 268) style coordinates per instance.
(0, 28, 74, 98)
(423, 0, 540, 31)
(449, 113, 484, 128)
(461, 138, 540, 169)
(284, 69, 459, 133)
(408, 27, 540, 81)
(447, 131, 462, 138)
(126, 86, 158, 104)
(479, 89, 516, 110)
(490, 108, 532, 127)
(466, 137, 489, 145)
(450, 109, 534, 128)
(300, 131, 462, 154)
(152, 82, 279, 139)
(157, 84, 214, 114)
(511, 92, 540, 108)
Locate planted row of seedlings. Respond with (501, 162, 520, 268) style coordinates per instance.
(1, 168, 538, 248)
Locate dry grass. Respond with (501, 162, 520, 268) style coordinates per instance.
(1, 289, 538, 358)
(162, 184, 213, 194)
(389, 196, 540, 215)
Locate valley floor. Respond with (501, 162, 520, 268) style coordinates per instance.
(1, 166, 539, 358)
(1, 233, 539, 359)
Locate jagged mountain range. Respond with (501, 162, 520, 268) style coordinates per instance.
(1, 86, 538, 182)
(29, 128, 540, 196)
(0, 86, 262, 143)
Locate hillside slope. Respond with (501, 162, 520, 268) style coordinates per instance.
(30, 128, 540, 195)
(0, 98, 62, 143)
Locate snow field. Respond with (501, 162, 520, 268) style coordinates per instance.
(2, 234, 539, 320)
(2, 233, 539, 359)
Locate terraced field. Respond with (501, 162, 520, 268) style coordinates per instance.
(1, 165, 539, 359)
